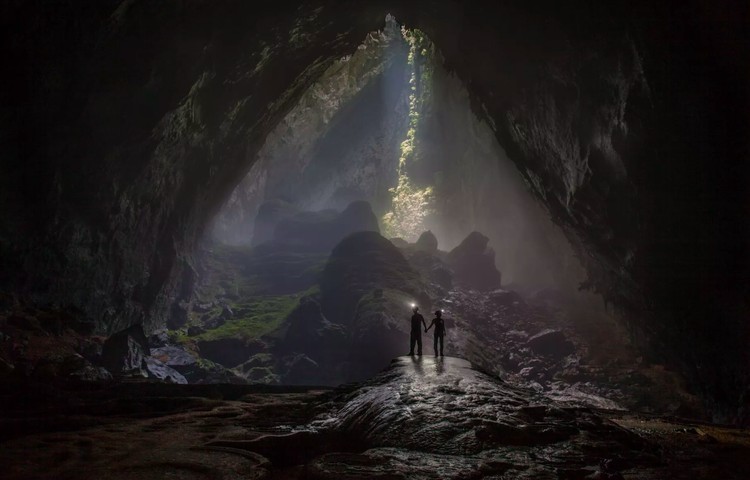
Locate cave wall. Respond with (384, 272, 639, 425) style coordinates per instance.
(386, 0, 749, 421)
(1, 0, 748, 421)
(212, 20, 582, 291)
(1, 1, 388, 334)
(405, 47, 586, 289)
(211, 17, 410, 244)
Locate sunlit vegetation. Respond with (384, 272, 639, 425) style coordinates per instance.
(382, 28, 436, 241)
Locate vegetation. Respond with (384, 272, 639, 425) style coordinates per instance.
(193, 294, 300, 342)
(382, 28, 437, 241)
(178, 243, 326, 345)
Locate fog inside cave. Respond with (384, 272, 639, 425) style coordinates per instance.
(3, 3, 749, 477)
(210, 16, 585, 292)
(156, 17, 639, 394)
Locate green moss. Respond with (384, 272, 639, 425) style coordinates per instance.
(193, 294, 300, 342)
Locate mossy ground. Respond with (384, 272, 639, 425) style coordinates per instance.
(193, 295, 300, 342)
(180, 243, 327, 344)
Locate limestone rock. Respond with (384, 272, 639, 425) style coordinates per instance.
(282, 354, 320, 385)
(320, 231, 425, 326)
(415, 230, 438, 252)
(150, 345, 197, 368)
(148, 329, 170, 348)
(69, 364, 113, 384)
(281, 297, 348, 357)
(447, 231, 502, 290)
(100, 324, 150, 376)
(145, 356, 188, 384)
(526, 329, 575, 358)
(187, 325, 205, 336)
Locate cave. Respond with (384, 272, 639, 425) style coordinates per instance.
(1, 1, 748, 478)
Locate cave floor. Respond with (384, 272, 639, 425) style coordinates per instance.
(2, 357, 749, 479)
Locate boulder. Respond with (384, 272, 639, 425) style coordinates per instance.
(148, 329, 170, 348)
(244, 366, 280, 383)
(69, 364, 113, 384)
(447, 231, 502, 291)
(77, 338, 104, 362)
(150, 345, 197, 368)
(187, 325, 205, 336)
(100, 324, 150, 376)
(320, 231, 425, 326)
(203, 315, 226, 330)
(145, 356, 188, 384)
(415, 230, 438, 252)
(281, 298, 348, 357)
(233, 354, 280, 384)
(282, 354, 320, 385)
(527, 329, 575, 358)
(32, 353, 88, 381)
(336, 200, 380, 237)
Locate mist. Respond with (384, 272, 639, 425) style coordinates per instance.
(211, 17, 585, 294)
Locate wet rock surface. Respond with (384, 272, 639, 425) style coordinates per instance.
(439, 287, 705, 416)
(2, 0, 747, 423)
(320, 231, 426, 325)
(1, 357, 748, 479)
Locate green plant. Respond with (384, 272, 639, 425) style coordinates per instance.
(382, 28, 436, 241)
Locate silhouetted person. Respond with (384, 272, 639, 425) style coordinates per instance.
(409, 306, 427, 355)
(426, 310, 446, 356)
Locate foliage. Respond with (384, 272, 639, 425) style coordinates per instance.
(382, 177, 434, 241)
(382, 28, 436, 241)
(193, 294, 300, 342)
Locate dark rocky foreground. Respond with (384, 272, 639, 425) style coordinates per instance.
(3, 357, 748, 479)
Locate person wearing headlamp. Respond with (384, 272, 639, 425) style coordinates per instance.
(426, 310, 446, 356)
(408, 304, 427, 356)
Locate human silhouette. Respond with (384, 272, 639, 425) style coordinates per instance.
(408, 306, 427, 355)
(426, 310, 446, 356)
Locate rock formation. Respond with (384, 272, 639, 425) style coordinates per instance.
(447, 231, 503, 290)
(1, 0, 747, 421)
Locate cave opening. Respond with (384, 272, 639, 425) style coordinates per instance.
(167, 16, 653, 406)
(2, 4, 749, 474)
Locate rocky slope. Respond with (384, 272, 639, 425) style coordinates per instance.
(2, 0, 747, 422)
(0, 215, 710, 423)
(2, 357, 748, 479)
(211, 15, 410, 245)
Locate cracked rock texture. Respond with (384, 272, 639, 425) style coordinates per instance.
(3, 358, 748, 479)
